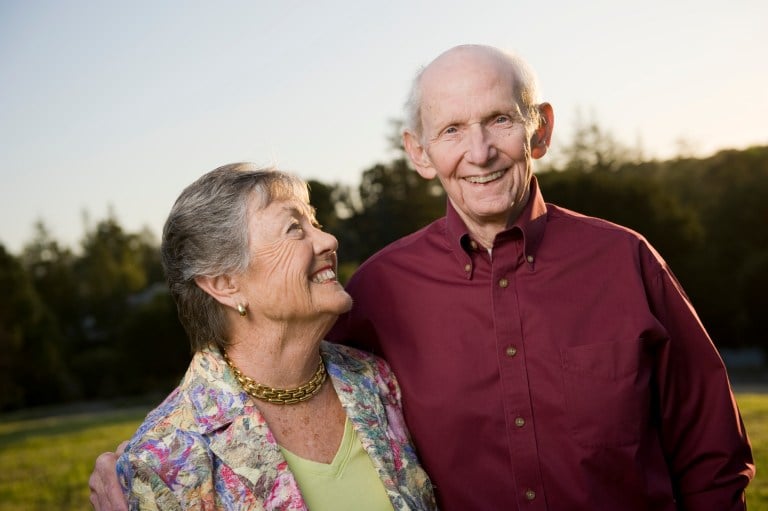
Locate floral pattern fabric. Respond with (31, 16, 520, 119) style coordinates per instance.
(117, 342, 436, 510)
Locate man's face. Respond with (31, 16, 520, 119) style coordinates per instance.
(405, 49, 543, 233)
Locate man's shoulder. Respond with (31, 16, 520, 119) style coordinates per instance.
(354, 217, 448, 272)
(546, 202, 647, 241)
(544, 202, 665, 269)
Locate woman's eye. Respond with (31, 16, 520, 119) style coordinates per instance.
(288, 222, 303, 233)
(495, 115, 511, 124)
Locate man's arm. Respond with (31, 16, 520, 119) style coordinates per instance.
(88, 441, 129, 511)
(645, 252, 754, 510)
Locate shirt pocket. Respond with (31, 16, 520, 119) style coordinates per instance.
(561, 339, 651, 448)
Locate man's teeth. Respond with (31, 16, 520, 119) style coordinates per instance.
(311, 269, 336, 283)
(465, 170, 504, 184)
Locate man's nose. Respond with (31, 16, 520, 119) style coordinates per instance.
(465, 124, 497, 165)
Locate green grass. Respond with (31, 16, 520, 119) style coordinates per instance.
(739, 393, 767, 511)
(0, 405, 149, 511)
(0, 394, 764, 510)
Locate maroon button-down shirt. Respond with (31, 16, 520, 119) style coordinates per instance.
(329, 178, 753, 510)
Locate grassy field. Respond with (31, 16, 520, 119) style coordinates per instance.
(0, 394, 765, 510)
(737, 393, 768, 509)
(0, 404, 149, 511)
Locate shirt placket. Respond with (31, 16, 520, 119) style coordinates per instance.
(491, 238, 547, 509)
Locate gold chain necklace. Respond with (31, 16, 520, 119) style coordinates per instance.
(222, 351, 327, 405)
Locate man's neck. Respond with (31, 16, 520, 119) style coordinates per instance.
(451, 188, 530, 250)
(465, 220, 507, 250)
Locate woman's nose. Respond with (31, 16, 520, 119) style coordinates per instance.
(312, 226, 338, 255)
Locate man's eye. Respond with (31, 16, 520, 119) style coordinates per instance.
(443, 126, 458, 135)
(495, 115, 511, 124)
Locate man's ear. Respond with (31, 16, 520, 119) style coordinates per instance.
(403, 130, 437, 179)
(531, 102, 554, 160)
(194, 274, 239, 308)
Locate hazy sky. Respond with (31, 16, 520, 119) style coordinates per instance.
(1, 0, 766, 254)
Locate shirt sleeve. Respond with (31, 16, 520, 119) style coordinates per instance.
(643, 246, 754, 511)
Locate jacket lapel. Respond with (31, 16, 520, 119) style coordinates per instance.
(323, 343, 402, 499)
(185, 349, 306, 510)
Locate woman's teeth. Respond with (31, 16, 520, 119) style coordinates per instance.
(311, 269, 336, 283)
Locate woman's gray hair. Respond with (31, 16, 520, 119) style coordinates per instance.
(403, 45, 543, 140)
(161, 163, 309, 352)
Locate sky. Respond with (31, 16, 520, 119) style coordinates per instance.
(1, 0, 766, 254)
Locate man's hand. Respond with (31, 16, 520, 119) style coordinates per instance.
(89, 441, 129, 511)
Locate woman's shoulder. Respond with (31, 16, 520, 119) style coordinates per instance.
(125, 387, 205, 456)
(321, 341, 387, 372)
(321, 341, 399, 398)
(117, 390, 214, 497)
(123, 350, 234, 462)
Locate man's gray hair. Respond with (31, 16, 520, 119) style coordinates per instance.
(403, 45, 542, 140)
(161, 163, 309, 352)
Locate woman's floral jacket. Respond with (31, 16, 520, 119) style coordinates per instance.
(117, 341, 436, 510)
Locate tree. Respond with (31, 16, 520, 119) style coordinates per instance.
(691, 147, 768, 347)
(341, 158, 445, 263)
(544, 110, 641, 173)
(307, 179, 348, 235)
(0, 244, 72, 410)
(537, 170, 704, 275)
(70, 213, 164, 398)
(22, 221, 83, 348)
(114, 289, 189, 396)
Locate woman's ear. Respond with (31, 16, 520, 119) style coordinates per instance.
(194, 274, 239, 308)
(403, 130, 437, 179)
(531, 102, 554, 160)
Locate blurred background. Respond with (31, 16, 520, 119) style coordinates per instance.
(0, 1, 766, 508)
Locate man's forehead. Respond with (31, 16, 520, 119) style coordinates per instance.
(420, 69, 518, 116)
(421, 55, 514, 99)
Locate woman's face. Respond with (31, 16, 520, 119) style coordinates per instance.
(237, 196, 352, 322)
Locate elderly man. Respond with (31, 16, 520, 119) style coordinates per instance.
(328, 45, 753, 510)
(90, 45, 753, 510)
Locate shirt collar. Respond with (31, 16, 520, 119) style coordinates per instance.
(444, 175, 548, 267)
(510, 175, 548, 262)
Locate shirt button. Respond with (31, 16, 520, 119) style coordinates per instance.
(470, 240, 478, 250)
(515, 417, 526, 427)
(526, 254, 534, 263)
(525, 489, 536, 501)
(505, 346, 518, 357)
(498, 278, 509, 288)
(464, 263, 472, 272)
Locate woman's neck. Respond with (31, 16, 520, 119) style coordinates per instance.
(225, 315, 333, 389)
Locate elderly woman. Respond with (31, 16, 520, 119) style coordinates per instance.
(110, 163, 435, 510)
